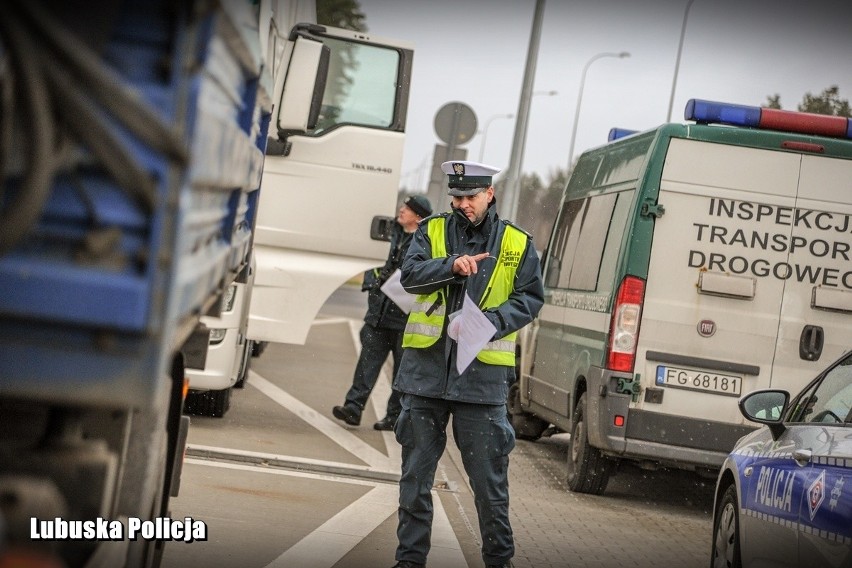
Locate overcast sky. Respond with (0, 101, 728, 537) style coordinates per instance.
(356, 0, 852, 191)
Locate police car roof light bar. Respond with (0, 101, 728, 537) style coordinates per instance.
(608, 128, 639, 142)
(685, 98, 852, 140)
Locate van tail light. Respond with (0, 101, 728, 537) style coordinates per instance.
(606, 276, 646, 373)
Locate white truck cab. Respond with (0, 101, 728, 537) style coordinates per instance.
(248, 24, 414, 346)
(185, 10, 415, 416)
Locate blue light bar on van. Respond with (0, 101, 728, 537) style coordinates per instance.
(608, 128, 638, 142)
(685, 99, 852, 139)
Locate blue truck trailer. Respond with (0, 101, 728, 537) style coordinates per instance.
(0, 0, 416, 563)
(0, 1, 286, 565)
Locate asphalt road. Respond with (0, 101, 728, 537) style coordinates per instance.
(161, 284, 716, 568)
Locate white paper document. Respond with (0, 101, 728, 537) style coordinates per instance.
(454, 293, 498, 375)
(379, 269, 417, 313)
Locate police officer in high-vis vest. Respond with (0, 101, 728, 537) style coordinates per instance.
(390, 161, 544, 568)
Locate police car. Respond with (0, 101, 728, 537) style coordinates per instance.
(711, 349, 852, 567)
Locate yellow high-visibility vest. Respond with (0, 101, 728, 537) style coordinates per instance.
(402, 216, 527, 366)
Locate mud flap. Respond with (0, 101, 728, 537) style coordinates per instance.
(169, 415, 191, 498)
(585, 367, 630, 454)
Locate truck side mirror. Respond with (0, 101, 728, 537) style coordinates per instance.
(276, 36, 330, 137)
(370, 216, 395, 242)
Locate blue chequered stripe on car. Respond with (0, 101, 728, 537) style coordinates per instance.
(742, 509, 852, 545)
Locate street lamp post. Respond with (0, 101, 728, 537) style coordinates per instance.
(666, 0, 696, 122)
(478, 113, 514, 163)
(567, 51, 630, 171)
(503, 0, 546, 221)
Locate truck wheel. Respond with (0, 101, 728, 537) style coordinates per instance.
(251, 340, 268, 358)
(567, 392, 613, 495)
(712, 484, 742, 568)
(507, 382, 548, 441)
(184, 387, 231, 417)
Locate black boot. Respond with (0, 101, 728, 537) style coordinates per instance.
(373, 415, 397, 430)
(332, 405, 360, 426)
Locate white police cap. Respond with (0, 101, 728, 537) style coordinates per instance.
(440, 160, 501, 196)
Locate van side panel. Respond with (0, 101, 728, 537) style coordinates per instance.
(523, 133, 652, 430)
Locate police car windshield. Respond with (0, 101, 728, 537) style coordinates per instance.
(792, 355, 852, 425)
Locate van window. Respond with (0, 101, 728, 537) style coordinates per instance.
(545, 193, 618, 291)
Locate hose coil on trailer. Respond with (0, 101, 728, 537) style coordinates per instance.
(0, 0, 188, 256)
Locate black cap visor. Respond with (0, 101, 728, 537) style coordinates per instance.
(447, 175, 492, 196)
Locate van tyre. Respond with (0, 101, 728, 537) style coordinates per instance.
(508, 382, 548, 440)
(712, 484, 742, 568)
(567, 392, 613, 495)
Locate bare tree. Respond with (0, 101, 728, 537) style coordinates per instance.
(317, 0, 366, 31)
(764, 85, 851, 117)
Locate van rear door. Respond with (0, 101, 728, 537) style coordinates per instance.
(771, 154, 852, 392)
(638, 138, 799, 426)
(639, 138, 852, 429)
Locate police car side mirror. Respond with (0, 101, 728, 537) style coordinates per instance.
(739, 389, 789, 440)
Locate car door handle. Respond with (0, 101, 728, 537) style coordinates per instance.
(793, 448, 812, 466)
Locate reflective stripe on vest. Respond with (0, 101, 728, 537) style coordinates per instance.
(476, 223, 526, 366)
(402, 218, 449, 349)
(403, 217, 528, 367)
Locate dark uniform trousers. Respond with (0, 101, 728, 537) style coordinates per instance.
(343, 322, 403, 420)
(394, 393, 516, 565)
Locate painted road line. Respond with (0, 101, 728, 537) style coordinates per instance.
(264, 483, 399, 568)
(347, 319, 403, 462)
(185, 443, 400, 483)
(184, 459, 468, 568)
(249, 370, 397, 472)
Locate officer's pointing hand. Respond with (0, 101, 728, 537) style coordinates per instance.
(452, 252, 490, 277)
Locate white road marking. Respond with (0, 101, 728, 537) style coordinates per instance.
(185, 443, 399, 482)
(185, 457, 468, 568)
(239, 319, 467, 567)
(264, 483, 399, 568)
(249, 371, 396, 472)
(348, 319, 402, 462)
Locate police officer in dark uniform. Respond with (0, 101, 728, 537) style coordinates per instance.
(333, 195, 433, 430)
(390, 161, 544, 568)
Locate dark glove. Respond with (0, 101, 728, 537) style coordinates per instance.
(362, 268, 380, 291)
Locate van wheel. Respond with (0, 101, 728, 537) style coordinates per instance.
(508, 382, 548, 441)
(712, 484, 742, 568)
(567, 392, 613, 495)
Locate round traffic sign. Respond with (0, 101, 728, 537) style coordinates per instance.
(434, 102, 477, 146)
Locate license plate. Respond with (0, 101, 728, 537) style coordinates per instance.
(655, 365, 742, 396)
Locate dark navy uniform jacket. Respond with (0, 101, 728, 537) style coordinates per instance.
(363, 222, 413, 331)
(394, 202, 544, 405)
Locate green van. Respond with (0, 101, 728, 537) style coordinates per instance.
(510, 99, 852, 494)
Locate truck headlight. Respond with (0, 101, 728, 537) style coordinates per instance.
(224, 284, 237, 312)
(209, 328, 227, 345)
